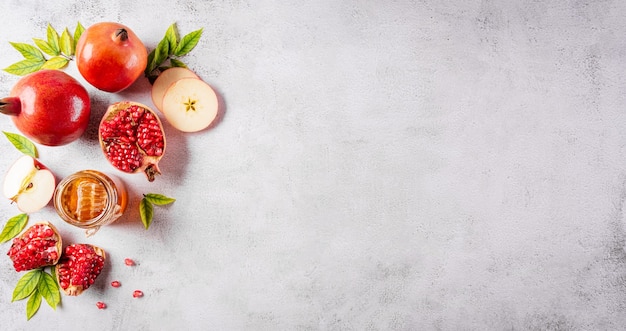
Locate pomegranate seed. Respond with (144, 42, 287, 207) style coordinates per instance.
(124, 258, 135, 266)
(96, 301, 106, 309)
(111, 280, 121, 288)
(133, 290, 143, 298)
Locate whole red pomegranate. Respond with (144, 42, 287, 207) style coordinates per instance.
(7, 222, 62, 272)
(56, 243, 106, 296)
(99, 101, 166, 182)
(75, 22, 148, 93)
(0, 70, 91, 146)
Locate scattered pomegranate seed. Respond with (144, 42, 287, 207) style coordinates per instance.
(133, 290, 143, 298)
(96, 301, 106, 309)
(124, 258, 135, 266)
(111, 280, 121, 288)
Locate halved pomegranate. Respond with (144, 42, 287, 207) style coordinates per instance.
(56, 243, 106, 296)
(99, 101, 166, 182)
(7, 222, 62, 272)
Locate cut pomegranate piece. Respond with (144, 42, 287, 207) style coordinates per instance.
(99, 101, 166, 182)
(56, 243, 106, 296)
(7, 222, 62, 272)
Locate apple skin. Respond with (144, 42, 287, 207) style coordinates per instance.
(0, 70, 91, 146)
(76, 22, 148, 93)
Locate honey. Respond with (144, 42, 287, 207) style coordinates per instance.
(54, 170, 127, 236)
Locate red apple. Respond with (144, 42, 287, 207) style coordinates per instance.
(3, 155, 55, 213)
(75, 22, 148, 93)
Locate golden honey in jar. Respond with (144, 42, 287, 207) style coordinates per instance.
(54, 170, 127, 236)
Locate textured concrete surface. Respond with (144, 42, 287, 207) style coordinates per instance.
(0, 0, 625, 330)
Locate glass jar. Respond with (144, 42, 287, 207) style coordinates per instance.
(53, 170, 127, 237)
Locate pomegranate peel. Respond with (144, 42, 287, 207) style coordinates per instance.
(55, 243, 106, 296)
(99, 101, 166, 182)
(0, 70, 91, 146)
(7, 222, 62, 272)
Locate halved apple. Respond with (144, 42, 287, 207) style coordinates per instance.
(3, 155, 55, 213)
(161, 78, 219, 132)
(151, 67, 199, 112)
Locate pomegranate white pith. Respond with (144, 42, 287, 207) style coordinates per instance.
(99, 101, 166, 182)
(7, 222, 62, 272)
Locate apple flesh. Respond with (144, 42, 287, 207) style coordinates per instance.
(3, 155, 55, 213)
(161, 78, 219, 132)
(151, 67, 199, 112)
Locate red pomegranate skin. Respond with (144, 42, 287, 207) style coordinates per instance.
(75, 22, 148, 93)
(2, 70, 91, 146)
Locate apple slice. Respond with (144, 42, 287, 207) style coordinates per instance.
(161, 78, 219, 132)
(3, 155, 55, 213)
(151, 67, 199, 112)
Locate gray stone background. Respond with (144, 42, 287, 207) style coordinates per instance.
(0, 0, 625, 330)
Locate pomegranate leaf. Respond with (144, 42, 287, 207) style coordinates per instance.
(0, 213, 29, 244)
(144, 193, 176, 206)
(73, 22, 84, 51)
(169, 58, 187, 68)
(4, 58, 45, 76)
(42, 56, 70, 70)
(173, 28, 203, 57)
(152, 38, 171, 73)
(32, 38, 59, 57)
(140, 197, 154, 229)
(3, 131, 38, 158)
(12, 269, 42, 302)
(5, 22, 80, 76)
(46, 23, 60, 55)
(38, 271, 60, 310)
(145, 24, 203, 84)
(165, 23, 178, 53)
(9, 42, 45, 61)
(26, 289, 41, 320)
(59, 28, 73, 56)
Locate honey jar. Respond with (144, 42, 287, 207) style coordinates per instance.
(53, 170, 127, 236)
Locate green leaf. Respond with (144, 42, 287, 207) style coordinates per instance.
(26, 289, 42, 320)
(59, 28, 73, 55)
(3, 131, 38, 157)
(4, 58, 45, 76)
(38, 271, 60, 310)
(165, 23, 178, 54)
(174, 28, 202, 56)
(169, 58, 187, 68)
(46, 24, 60, 54)
(13, 270, 43, 302)
(0, 213, 28, 244)
(145, 49, 156, 76)
(144, 193, 176, 206)
(139, 197, 154, 229)
(41, 56, 69, 70)
(73, 22, 84, 51)
(151, 38, 170, 74)
(9, 42, 45, 61)
(51, 265, 58, 285)
(32, 38, 58, 57)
